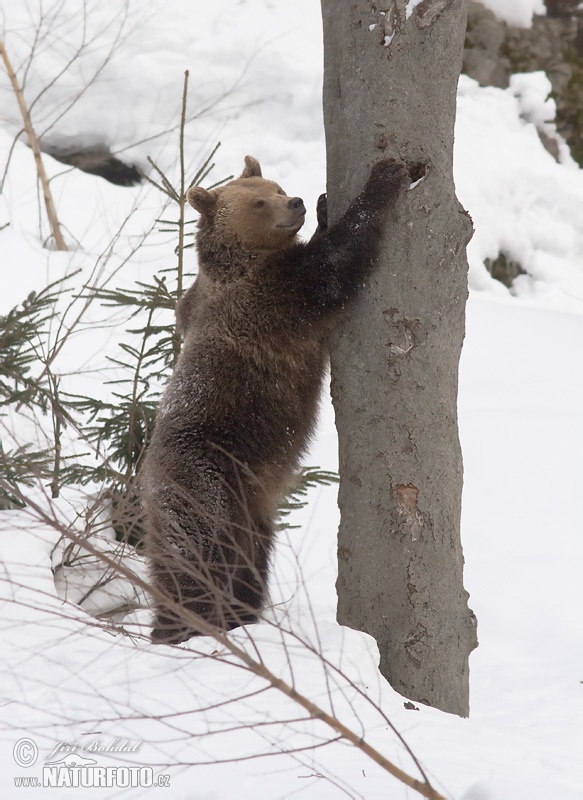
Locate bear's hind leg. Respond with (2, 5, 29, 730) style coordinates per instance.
(151, 607, 200, 644)
(149, 557, 227, 643)
(147, 482, 274, 641)
(225, 519, 274, 631)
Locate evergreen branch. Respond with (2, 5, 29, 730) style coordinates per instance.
(278, 467, 339, 528)
(188, 140, 222, 190)
(146, 156, 180, 201)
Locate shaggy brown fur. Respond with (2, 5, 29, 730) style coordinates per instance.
(142, 155, 410, 643)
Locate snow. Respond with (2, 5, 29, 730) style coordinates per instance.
(406, 0, 425, 20)
(455, 74, 583, 308)
(1, 1, 583, 799)
(480, 0, 546, 27)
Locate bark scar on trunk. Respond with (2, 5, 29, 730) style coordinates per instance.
(379, 1, 398, 47)
(414, 0, 454, 29)
(404, 623, 429, 669)
(383, 313, 421, 381)
(388, 323, 417, 356)
(393, 483, 425, 541)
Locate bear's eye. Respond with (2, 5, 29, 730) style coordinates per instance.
(253, 200, 265, 208)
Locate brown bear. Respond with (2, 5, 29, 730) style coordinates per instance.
(142, 154, 410, 643)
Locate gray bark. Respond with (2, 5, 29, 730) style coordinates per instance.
(321, 0, 478, 717)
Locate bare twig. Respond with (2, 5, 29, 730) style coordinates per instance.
(0, 40, 67, 251)
(1, 479, 447, 800)
(177, 71, 188, 299)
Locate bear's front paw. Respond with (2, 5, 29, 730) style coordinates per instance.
(316, 193, 328, 231)
(367, 158, 411, 194)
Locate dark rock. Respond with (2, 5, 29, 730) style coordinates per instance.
(464, 1, 583, 166)
(44, 143, 142, 186)
(485, 252, 526, 289)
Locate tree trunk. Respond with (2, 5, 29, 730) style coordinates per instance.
(322, 0, 478, 717)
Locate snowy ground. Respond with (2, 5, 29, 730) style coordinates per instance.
(1, 1, 582, 798)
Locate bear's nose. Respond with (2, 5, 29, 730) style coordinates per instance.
(287, 197, 305, 212)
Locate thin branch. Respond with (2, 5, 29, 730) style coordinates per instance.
(0, 40, 67, 250)
(1, 481, 447, 800)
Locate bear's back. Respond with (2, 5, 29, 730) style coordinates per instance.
(155, 264, 328, 485)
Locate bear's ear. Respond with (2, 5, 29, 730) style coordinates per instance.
(240, 155, 262, 179)
(187, 186, 217, 217)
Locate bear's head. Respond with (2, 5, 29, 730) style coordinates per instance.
(187, 156, 306, 254)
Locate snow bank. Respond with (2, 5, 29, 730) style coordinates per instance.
(455, 74, 583, 310)
(480, 0, 546, 27)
